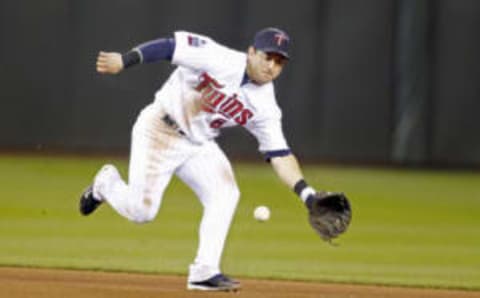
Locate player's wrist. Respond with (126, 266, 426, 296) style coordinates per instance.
(121, 49, 142, 69)
(293, 179, 316, 203)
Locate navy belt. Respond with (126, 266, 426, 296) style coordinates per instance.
(162, 114, 186, 136)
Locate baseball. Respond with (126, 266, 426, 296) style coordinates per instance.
(253, 205, 270, 222)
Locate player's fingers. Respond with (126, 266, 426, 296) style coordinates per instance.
(97, 62, 110, 68)
(96, 62, 107, 69)
(97, 66, 108, 73)
(97, 58, 108, 64)
(97, 52, 112, 61)
(97, 55, 108, 63)
(97, 64, 119, 74)
(97, 59, 113, 66)
(96, 61, 107, 69)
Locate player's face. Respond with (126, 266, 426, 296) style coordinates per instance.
(247, 47, 287, 85)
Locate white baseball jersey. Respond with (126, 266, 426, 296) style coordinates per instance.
(153, 31, 289, 153)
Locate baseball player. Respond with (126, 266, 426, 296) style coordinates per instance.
(79, 27, 351, 291)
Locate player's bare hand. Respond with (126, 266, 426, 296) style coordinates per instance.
(96, 51, 123, 74)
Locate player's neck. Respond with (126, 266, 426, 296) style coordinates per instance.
(241, 72, 251, 86)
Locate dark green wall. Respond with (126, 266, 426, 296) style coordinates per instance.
(1, 0, 479, 166)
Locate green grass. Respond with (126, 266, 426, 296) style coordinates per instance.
(0, 154, 479, 290)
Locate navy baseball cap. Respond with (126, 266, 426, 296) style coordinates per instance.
(253, 27, 290, 59)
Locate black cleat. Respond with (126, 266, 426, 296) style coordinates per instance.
(187, 273, 240, 291)
(79, 185, 102, 215)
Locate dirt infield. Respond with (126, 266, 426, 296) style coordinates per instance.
(1, 267, 479, 298)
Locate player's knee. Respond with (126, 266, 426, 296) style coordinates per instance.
(232, 186, 240, 203)
(127, 196, 158, 224)
(129, 208, 156, 224)
(225, 184, 240, 206)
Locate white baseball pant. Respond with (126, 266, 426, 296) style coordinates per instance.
(93, 104, 240, 279)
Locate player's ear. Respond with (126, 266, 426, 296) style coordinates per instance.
(247, 46, 256, 56)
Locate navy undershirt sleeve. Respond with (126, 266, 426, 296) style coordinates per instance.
(263, 149, 292, 162)
(136, 37, 176, 62)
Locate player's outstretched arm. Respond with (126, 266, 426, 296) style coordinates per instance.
(270, 154, 304, 190)
(96, 51, 124, 75)
(270, 154, 352, 242)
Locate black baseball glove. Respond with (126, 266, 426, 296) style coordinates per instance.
(305, 191, 352, 242)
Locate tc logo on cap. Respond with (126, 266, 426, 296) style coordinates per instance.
(253, 27, 291, 59)
(274, 32, 289, 46)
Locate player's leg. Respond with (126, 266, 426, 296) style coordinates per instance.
(92, 140, 170, 223)
(175, 141, 240, 290)
(81, 105, 187, 223)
